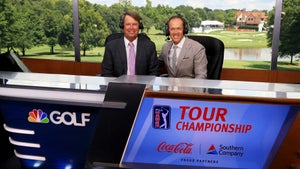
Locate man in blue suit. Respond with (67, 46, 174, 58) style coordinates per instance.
(101, 12, 159, 77)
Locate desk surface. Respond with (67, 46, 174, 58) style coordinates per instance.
(0, 72, 300, 169)
(1, 72, 300, 102)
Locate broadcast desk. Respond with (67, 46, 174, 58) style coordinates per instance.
(0, 72, 299, 169)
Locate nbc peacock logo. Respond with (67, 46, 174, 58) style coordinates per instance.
(28, 109, 49, 123)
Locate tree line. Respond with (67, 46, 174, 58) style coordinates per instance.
(0, 0, 298, 62)
(0, 0, 256, 56)
(266, 0, 300, 64)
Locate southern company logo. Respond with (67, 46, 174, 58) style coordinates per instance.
(206, 144, 245, 157)
(207, 144, 218, 155)
(28, 109, 49, 123)
(153, 105, 170, 129)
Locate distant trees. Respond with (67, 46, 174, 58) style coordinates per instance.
(267, 0, 300, 64)
(0, 0, 271, 57)
(0, 0, 41, 54)
(79, 0, 109, 56)
(0, 0, 110, 56)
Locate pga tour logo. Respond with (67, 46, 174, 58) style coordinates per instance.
(153, 105, 170, 129)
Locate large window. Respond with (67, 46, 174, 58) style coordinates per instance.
(1, 0, 299, 71)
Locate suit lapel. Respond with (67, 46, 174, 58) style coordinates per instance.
(176, 38, 189, 70)
(135, 39, 143, 72)
(165, 42, 177, 75)
(118, 39, 127, 73)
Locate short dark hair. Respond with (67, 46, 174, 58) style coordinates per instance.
(119, 11, 143, 29)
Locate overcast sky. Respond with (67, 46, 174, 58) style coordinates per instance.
(87, 0, 275, 11)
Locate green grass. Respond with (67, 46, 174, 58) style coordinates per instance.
(223, 60, 300, 71)
(204, 31, 268, 48)
(23, 45, 104, 62)
(18, 29, 300, 71)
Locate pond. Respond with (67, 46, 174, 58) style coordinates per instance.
(224, 48, 289, 61)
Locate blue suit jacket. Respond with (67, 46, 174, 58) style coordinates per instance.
(101, 34, 159, 77)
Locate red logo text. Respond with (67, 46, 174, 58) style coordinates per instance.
(157, 142, 193, 154)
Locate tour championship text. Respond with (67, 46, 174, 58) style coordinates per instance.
(175, 106, 252, 133)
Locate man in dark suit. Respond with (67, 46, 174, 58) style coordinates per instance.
(101, 12, 159, 77)
(159, 15, 207, 79)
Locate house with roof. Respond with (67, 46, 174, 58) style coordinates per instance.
(235, 8, 268, 31)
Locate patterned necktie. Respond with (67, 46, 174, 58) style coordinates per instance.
(171, 45, 178, 73)
(128, 42, 135, 75)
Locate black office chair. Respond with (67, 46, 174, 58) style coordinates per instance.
(187, 35, 224, 80)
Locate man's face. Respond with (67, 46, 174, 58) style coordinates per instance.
(168, 18, 184, 45)
(123, 15, 139, 42)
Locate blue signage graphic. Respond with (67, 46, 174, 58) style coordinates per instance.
(121, 97, 299, 169)
(152, 105, 171, 130)
(0, 99, 100, 169)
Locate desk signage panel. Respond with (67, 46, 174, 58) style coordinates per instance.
(0, 99, 100, 169)
(121, 97, 299, 169)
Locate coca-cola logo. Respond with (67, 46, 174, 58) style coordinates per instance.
(157, 142, 193, 154)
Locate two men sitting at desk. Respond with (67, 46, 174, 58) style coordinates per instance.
(101, 11, 208, 79)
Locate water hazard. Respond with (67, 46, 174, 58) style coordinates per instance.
(224, 48, 288, 61)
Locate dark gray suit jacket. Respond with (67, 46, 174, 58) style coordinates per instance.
(101, 34, 159, 77)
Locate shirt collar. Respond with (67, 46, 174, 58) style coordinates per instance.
(124, 37, 138, 47)
(172, 36, 186, 48)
